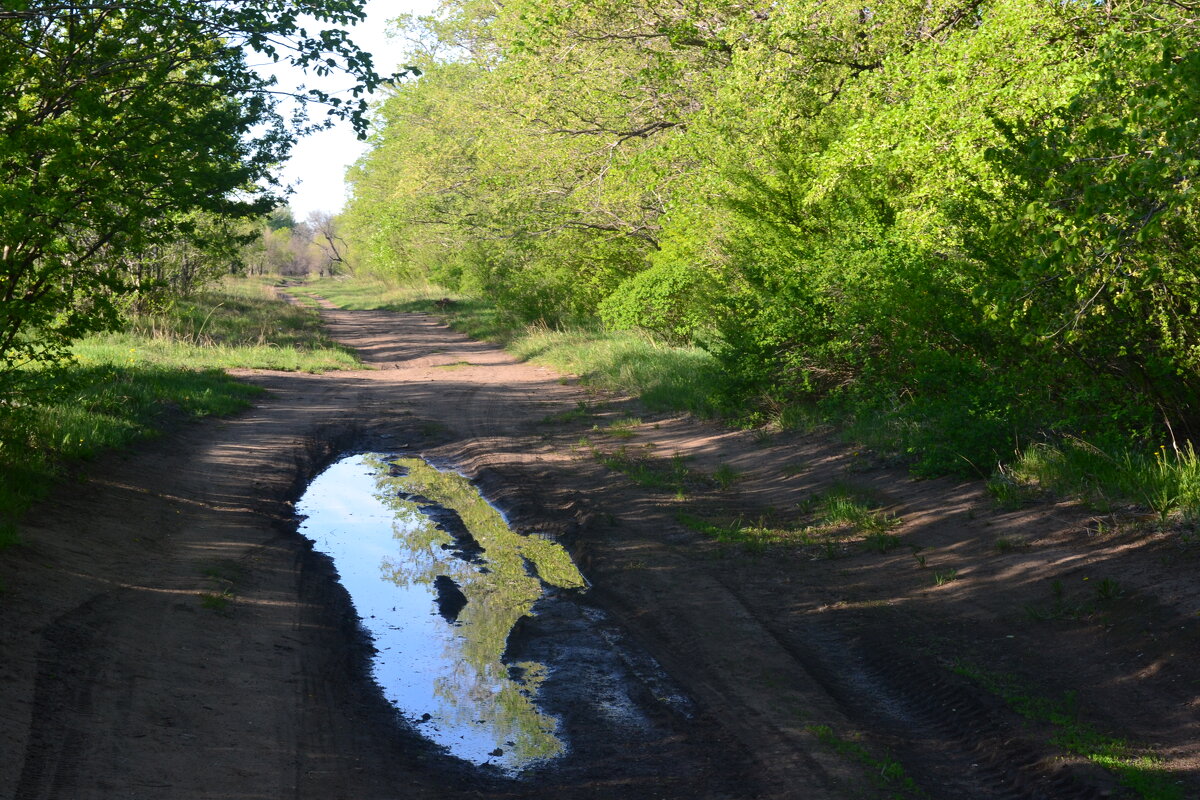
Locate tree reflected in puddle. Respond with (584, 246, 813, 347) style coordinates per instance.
(297, 453, 586, 773)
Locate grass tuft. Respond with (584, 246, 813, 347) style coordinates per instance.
(594, 416, 641, 440)
(806, 724, 925, 798)
(952, 661, 1183, 800)
(1002, 439, 1200, 525)
(932, 568, 959, 586)
(596, 446, 699, 497)
(818, 487, 900, 535)
(677, 486, 902, 557)
(712, 463, 741, 490)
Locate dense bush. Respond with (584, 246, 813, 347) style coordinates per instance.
(340, 0, 1200, 469)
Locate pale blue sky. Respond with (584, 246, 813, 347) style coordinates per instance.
(264, 0, 438, 219)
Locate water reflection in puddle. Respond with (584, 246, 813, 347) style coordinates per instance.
(297, 453, 587, 773)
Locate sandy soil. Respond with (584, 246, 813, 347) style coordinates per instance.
(2, 301, 1198, 800)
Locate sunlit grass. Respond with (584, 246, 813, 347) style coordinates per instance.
(301, 275, 723, 416)
(510, 327, 720, 416)
(677, 487, 900, 556)
(818, 486, 900, 535)
(676, 512, 825, 552)
(0, 276, 359, 548)
(303, 275, 452, 313)
(0, 363, 260, 546)
(838, 401, 1200, 524)
(1008, 438, 1200, 523)
(84, 276, 361, 372)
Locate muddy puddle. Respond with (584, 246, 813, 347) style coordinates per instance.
(296, 453, 589, 774)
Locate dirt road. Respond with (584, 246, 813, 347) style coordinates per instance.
(3, 303, 1198, 799)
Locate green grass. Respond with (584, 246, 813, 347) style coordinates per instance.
(712, 463, 741, 490)
(1025, 574, 1128, 621)
(676, 512, 826, 552)
(301, 275, 453, 314)
(542, 400, 599, 425)
(299, 275, 723, 416)
(931, 568, 958, 586)
(199, 589, 234, 613)
(0, 276, 358, 548)
(0, 363, 261, 546)
(508, 327, 721, 416)
(595, 446, 700, 497)
(83, 276, 361, 372)
(846, 401, 1200, 527)
(1008, 438, 1200, 524)
(986, 470, 1035, 509)
(806, 724, 926, 799)
(993, 536, 1019, 553)
(863, 529, 904, 553)
(818, 487, 900, 535)
(592, 416, 641, 440)
(951, 661, 1183, 800)
(677, 487, 901, 556)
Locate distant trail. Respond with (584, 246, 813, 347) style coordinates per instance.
(3, 301, 1197, 799)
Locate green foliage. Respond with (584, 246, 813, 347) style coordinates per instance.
(980, 25, 1200, 423)
(0, 0, 397, 385)
(0, 278, 356, 545)
(1009, 438, 1200, 523)
(598, 213, 728, 343)
(338, 0, 1200, 492)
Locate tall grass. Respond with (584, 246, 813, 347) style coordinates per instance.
(509, 327, 720, 415)
(1009, 438, 1200, 523)
(0, 276, 360, 548)
(82, 277, 361, 372)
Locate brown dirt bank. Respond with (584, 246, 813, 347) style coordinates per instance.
(2, 303, 1198, 799)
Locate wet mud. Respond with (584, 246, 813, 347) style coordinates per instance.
(5, 301, 1199, 800)
(296, 452, 736, 788)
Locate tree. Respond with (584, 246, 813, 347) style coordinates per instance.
(0, 0, 405, 385)
(342, 0, 1200, 458)
(307, 211, 348, 277)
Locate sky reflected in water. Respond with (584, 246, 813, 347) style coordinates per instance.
(296, 453, 586, 773)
